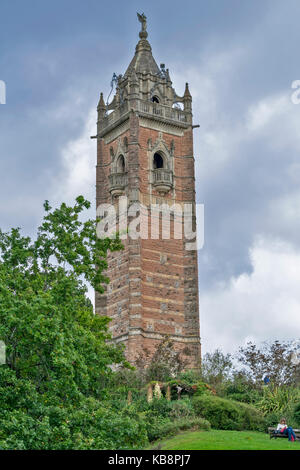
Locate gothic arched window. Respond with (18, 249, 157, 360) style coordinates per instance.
(153, 152, 164, 169)
(117, 155, 125, 173)
(151, 95, 160, 104)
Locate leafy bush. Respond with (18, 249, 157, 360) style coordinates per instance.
(223, 382, 261, 404)
(192, 395, 266, 431)
(87, 406, 148, 450)
(193, 381, 216, 397)
(293, 402, 300, 426)
(137, 397, 173, 418)
(256, 386, 300, 416)
(125, 396, 210, 443)
(177, 369, 202, 385)
(147, 416, 210, 442)
(192, 395, 240, 430)
(0, 397, 149, 450)
(235, 402, 267, 432)
(169, 399, 195, 419)
(135, 396, 198, 420)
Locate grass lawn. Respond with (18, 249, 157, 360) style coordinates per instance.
(153, 430, 300, 450)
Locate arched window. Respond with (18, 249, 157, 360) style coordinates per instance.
(117, 155, 125, 173)
(172, 102, 184, 110)
(153, 152, 164, 169)
(151, 95, 160, 104)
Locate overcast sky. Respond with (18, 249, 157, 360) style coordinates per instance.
(1, 0, 300, 355)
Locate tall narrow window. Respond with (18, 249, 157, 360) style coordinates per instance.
(117, 155, 125, 173)
(153, 153, 164, 169)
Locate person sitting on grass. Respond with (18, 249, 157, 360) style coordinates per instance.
(276, 417, 296, 441)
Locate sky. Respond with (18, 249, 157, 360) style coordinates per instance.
(1, 0, 300, 356)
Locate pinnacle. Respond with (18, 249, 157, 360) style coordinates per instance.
(97, 92, 106, 110)
(184, 82, 192, 98)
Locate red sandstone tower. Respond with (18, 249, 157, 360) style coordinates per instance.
(95, 14, 201, 367)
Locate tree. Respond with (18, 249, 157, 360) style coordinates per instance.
(0, 196, 127, 396)
(0, 197, 139, 449)
(201, 349, 233, 386)
(132, 336, 191, 383)
(236, 340, 300, 387)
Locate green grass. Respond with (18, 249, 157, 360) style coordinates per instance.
(152, 430, 300, 450)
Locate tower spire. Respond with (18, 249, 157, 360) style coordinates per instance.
(124, 13, 160, 77)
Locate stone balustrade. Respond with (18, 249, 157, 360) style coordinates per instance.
(109, 172, 128, 196)
(100, 99, 191, 134)
(152, 169, 173, 194)
(138, 100, 190, 124)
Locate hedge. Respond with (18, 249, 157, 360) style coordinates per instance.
(192, 395, 266, 431)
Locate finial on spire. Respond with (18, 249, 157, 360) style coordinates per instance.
(97, 92, 106, 118)
(137, 12, 148, 39)
(183, 83, 192, 112)
(98, 92, 105, 109)
(184, 82, 192, 98)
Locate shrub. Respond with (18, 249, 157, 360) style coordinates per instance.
(136, 397, 173, 418)
(192, 395, 266, 431)
(169, 399, 195, 419)
(174, 416, 211, 433)
(145, 417, 172, 442)
(133, 396, 197, 421)
(177, 369, 202, 385)
(90, 406, 148, 450)
(256, 386, 300, 416)
(223, 382, 261, 404)
(131, 396, 210, 442)
(147, 417, 210, 442)
(293, 402, 300, 426)
(193, 381, 216, 396)
(235, 402, 266, 432)
(192, 395, 241, 430)
(0, 397, 149, 450)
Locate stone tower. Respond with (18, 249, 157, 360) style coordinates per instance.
(95, 14, 201, 367)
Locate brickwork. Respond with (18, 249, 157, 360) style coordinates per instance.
(95, 20, 201, 367)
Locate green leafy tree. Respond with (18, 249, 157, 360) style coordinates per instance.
(0, 197, 139, 449)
